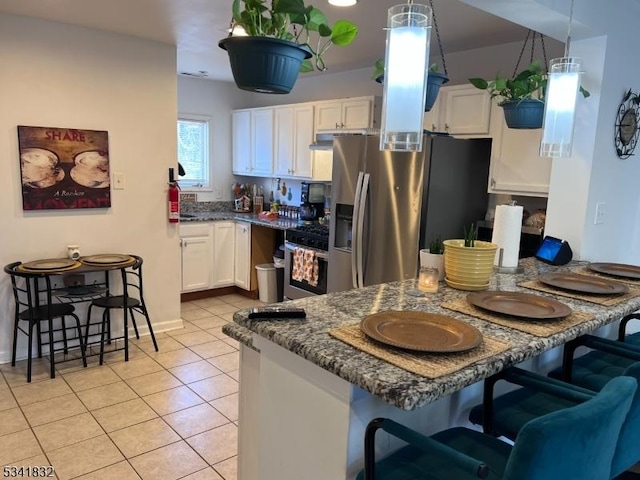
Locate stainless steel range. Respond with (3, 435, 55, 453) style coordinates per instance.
(284, 223, 329, 299)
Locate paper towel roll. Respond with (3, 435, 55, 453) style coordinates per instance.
(491, 204, 523, 268)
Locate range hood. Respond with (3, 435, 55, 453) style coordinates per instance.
(309, 128, 380, 150)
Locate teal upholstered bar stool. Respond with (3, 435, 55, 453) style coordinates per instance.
(358, 373, 636, 480)
(469, 361, 640, 479)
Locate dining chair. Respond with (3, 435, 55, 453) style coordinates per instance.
(4, 262, 87, 382)
(469, 359, 640, 479)
(358, 373, 636, 480)
(84, 255, 158, 363)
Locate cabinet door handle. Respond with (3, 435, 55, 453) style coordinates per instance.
(431, 123, 437, 131)
(490, 178, 496, 188)
(341, 122, 345, 128)
(335, 122, 339, 129)
(445, 123, 450, 132)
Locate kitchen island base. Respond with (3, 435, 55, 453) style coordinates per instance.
(238, 337, 487, 480)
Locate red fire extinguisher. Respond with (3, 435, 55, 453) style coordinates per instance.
(168, 168, 180, 223)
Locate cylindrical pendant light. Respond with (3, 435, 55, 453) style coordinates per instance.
(328, 0, 357, 6)
(539, 57, 583, 157)
(379, 3, 432, 152)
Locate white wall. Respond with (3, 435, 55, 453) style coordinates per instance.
(0, 14, 181, 363)
(178, 76, 247, 202)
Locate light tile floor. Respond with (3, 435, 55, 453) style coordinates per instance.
(0, 293, 262, 480)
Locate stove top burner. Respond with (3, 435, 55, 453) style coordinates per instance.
(286, 223, 330, 251)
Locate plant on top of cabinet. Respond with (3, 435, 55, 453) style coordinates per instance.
(219, 0, 358, 94)
(469, 61, 590, 129)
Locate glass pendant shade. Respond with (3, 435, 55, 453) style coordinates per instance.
(539, 57, 583, 157)
(328, 0, 357, 6)
(380, 3, 432, 152)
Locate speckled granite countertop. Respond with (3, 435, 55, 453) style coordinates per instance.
(223, 257, 640, 411)
(179, 212, 299, 230)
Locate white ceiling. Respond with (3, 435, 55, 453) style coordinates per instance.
(0, 0, 531, 82)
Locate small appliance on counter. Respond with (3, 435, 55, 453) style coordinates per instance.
(300, 182, 326, 221)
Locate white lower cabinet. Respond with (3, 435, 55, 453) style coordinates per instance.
(180, 224, 213, 293)
(234, 222, 251, 290)
(213, 222, 236, 288)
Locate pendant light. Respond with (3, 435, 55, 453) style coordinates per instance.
(328, 0, 357, 6)
(379, 1, 432, 152)
(539, 0, 583, 157)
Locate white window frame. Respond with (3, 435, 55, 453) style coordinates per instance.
(178, 113, 211, 191)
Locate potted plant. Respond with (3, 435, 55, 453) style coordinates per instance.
(420, 235, 445, 280)
(219, 0, 358, 94)
(443, 223, 498, 291)
(372, 61, 449, 112)
(469, 61, 590, 129)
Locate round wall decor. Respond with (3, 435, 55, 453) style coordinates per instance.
(615, 89, 640, 159)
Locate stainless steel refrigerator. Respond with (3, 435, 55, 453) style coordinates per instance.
(327, 133, 492, 293)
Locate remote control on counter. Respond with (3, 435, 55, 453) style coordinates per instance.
(248, 307, 306, 319)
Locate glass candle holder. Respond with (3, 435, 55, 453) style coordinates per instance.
(418, 266, 439, 293)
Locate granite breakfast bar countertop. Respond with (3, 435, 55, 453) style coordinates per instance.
(224, 257, 640, 411)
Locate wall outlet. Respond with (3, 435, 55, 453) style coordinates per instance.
(594, 202, 606, 225)
(113, 172, 125, 190)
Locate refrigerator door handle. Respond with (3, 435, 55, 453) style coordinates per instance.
(352, 172, 365, 289)
(355, 173, 370, 289)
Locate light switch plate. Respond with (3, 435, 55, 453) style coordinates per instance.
(594, 202, 606, 225)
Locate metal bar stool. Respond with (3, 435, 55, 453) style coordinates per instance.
(5, 261, 87, 382)
(84, 255, 158, 363)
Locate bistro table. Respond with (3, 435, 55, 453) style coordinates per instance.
(223, 257, 640, 480)
(10, 254, 138, 369)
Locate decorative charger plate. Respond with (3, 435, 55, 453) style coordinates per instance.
(588, 262, 640, 280)
(360, 311, 482, 353)
(20, 258, 79, 271)
(81, 254, 133, 265)
(538, 273, 629, 295)
(467, 291, 572, 320)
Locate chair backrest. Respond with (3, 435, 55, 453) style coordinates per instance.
(611, 362, 640, 477)
(503, 376, 636, 480)
(4, 262, 54, 313)
(120, 254, 145, 300)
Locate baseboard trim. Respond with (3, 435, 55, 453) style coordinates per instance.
(0, 317, 184, 365)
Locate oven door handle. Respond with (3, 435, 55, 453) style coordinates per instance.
(284, 242, 328, 260)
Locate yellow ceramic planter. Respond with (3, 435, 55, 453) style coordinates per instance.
(443, 239, 498, 289)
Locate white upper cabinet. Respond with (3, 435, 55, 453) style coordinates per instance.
(232, 110, 251, 175)
(274, 104, 314, 178)
(441, 85, 491, 135)
(250, 108, 274, 176)
(232, 108, 274, 177)
(488, 102, 551, 197)
(426, 85, 491, 136)
(315, 97, 375, 130)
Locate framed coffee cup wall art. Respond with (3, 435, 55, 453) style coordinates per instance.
(18, 125, 110, 210)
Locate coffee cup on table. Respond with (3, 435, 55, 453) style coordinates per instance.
(67, 245, 80, 260)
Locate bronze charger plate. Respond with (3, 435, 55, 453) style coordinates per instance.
(360, 311, 482, 353)
(467, 291, 572, 320)
(20, 258, 79, 271)
(81, 254, 133, 265)
(538, 272, 629, 295)
(588, 262, 640, 280)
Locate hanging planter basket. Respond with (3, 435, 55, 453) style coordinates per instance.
(375, 72, 449, 112)
(424, 72, 449, 112)
(219, 36, 312, 94)
(501, 99, 545, 129)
